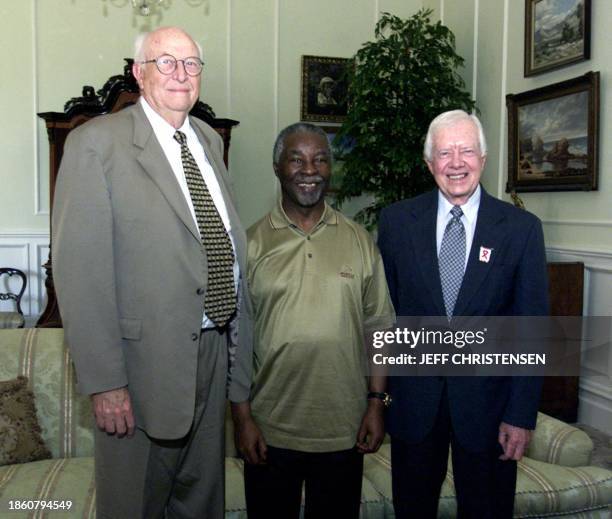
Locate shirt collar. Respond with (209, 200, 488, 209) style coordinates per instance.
(269, 198, 338, 230)
(437, 184, 481, 225)
(140, 97, 191, 139)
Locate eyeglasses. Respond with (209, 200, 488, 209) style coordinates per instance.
(138, 54, 204, 76)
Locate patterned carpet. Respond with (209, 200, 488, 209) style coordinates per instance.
(575, 423, 612, 470)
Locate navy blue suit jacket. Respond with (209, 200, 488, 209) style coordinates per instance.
(377, 187, 549, 452)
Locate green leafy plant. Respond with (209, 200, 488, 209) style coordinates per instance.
(334, 9, 476, 228)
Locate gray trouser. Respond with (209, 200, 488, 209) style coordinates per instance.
(94, 328, 228, 519)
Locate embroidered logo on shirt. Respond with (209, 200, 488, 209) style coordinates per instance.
(339, 265, 355, 279)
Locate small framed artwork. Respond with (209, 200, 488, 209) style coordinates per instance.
(524, 0, 591, 77)
(301, 56, 351, 123)
(320, 125, 355, 193)
(506, 71, 599, 193)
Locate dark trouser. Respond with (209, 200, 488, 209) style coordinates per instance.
(244, 445, 364, 519)
(94, 328, 228, 519)
(391, 393, 517, 519)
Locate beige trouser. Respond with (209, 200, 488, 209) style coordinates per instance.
(93, 328, 228, 519)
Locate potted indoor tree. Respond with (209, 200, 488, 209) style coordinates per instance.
(334, 9, 476, 228)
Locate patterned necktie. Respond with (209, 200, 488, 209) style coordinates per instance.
(438, 205, 466, 319)
(174, 130, 236, 327)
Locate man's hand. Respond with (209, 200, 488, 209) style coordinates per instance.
(356, 399, 385, 453)
(498, 422, 532, 461)
(91, 387, 135, 437)
(231, 401, 267, 465)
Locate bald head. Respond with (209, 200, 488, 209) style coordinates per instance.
(134, 27, 203, 62)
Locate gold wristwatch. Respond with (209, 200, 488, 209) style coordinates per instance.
(367, 391, 392, 407)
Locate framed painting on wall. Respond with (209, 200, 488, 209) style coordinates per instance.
(506, 71, 599, 193)
(320, 125, 356, 193)
(301, 56, 351, 123)
(524, 0, 591, 77)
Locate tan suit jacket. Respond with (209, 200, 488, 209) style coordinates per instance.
(53, 102, 252, 439)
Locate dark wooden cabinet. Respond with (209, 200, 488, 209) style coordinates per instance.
(539, 262, 584, 422)
(37, 60, 239, 328)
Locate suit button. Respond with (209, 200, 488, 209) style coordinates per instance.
(191, 333, 199, 341)
(196, 288, 205, 295)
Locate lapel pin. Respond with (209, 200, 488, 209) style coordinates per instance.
(479, 246, 492, 263)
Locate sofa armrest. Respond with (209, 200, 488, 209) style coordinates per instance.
(526, 412, 593, 467)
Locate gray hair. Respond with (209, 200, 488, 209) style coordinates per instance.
(423, 110, 487, 161)
(133, 28, 203, 62)
(273, 123, 332, 165)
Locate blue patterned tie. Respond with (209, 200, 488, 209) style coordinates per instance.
(439, 205, 465, 318)
(174, 130, 236, 327)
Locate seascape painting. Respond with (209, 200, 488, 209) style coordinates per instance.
(506, 71, 599, 192)
(517, 91, 587, 180)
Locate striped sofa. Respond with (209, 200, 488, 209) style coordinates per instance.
(0, 328, 610, 518)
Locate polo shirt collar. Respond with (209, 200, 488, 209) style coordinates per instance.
(269, 198, 338, 230)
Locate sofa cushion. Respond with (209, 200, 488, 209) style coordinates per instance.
(0, 376, 51, 466)
(363, 444, 458, 517)
(0, 329, 94, 459)
(0, 457, 95, 518)
(363, 443, 612, 518)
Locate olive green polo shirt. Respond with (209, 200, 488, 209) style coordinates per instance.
(247, 200, 395, 452)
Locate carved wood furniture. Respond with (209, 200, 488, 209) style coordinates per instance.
(37, 59, 239, 328)
(540, 262, 584, 422)
(0, 268, 27, 328)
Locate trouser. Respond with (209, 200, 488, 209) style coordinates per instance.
(94, 327, 228, 519)
(244, 445, 364, 519)
(391, 390, 517, 519)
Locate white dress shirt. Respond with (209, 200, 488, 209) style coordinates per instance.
(436, 184, 481, 270)
(140, 97, 239, 328)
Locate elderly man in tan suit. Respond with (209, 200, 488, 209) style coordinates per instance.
(53, 27, 252, 519)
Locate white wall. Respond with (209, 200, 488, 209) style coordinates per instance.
(0, 0, 421, 321)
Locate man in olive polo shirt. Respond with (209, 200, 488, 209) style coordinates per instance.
(231, 122, 395, 519)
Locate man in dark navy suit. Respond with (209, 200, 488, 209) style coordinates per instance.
(377, 110, 549, 518)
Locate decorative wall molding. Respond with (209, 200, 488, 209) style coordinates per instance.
(582, 378, 612, 402)
(226, 0, 232, 118)
(579, 387, 612, 435)
(542, 219, 612, 228)
(546, 246, 612, 270)
(496, 0, 510, 199)
(471, 0, 479, 101)
(32, 0, 49, 217)
(0, 232, 49, 320)
(546, 245, 612, 433)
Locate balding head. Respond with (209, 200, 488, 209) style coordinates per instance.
(134, 27, 203, 62)
(132, 27, 203, 128)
